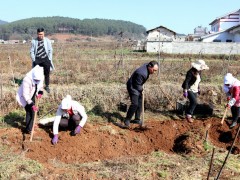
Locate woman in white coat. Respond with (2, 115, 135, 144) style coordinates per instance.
(52, 95, 87, 144)
(16, 65, 44, 133)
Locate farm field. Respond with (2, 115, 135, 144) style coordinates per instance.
(0, 37, 240, 179)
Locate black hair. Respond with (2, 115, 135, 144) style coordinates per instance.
(147, 60, 159, 68)
(37, 28, 44, 33)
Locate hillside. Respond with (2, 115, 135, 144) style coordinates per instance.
(0, 16, 146, 40)
(0, 19, 8, 25)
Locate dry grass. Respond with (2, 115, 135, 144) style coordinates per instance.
(0, 41, 239, 117)
(0, 145, 42, 179)
(1, 40, 240, 179)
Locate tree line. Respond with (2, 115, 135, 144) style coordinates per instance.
(0, 16, 146, 40)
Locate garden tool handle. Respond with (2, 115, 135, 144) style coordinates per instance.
(30, 98, 39, 142)
(221, 107, 228, 125)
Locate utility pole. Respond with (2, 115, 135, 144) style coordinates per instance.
(157, 29, 161, 80)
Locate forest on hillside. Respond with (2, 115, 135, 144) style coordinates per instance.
(0, 16, 146, 40)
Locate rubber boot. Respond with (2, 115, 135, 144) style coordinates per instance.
(230, 120, 237, 129)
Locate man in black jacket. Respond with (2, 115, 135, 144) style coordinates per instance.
(124, 61, 159, 127)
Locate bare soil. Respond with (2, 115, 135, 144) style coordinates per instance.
(1, 117, 240, 179)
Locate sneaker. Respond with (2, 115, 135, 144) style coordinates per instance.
(230, 121, 237, 129)
(44, 86, 50, 93)
(124, 120, 130, 127)
(186, 114, 193, 123)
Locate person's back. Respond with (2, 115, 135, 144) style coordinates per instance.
(127, 63, 149, 95)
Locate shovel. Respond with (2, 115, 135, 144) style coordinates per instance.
(30, 98, 39, 142)
(221, 107, 228, 125)
(139, 88, 152, 130)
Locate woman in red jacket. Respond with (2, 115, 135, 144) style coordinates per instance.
(223, 73, 240, 128)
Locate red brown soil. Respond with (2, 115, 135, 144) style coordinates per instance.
(1, 117, 240, 166)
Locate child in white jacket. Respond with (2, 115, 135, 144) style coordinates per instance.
(52, 95, 87, 144)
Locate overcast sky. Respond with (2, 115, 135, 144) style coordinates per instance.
(1, 0, 239, 34)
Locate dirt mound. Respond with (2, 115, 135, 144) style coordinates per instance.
(0, 117, 240, 165)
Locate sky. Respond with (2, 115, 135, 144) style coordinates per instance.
(0, 0, 239, 34)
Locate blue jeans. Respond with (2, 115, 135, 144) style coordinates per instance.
(186, 91, 197, 116)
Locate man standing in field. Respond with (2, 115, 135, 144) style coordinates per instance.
(124, 61, 159, 127)
(30, 28, 54, 93)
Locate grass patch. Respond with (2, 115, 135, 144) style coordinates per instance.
(157, 170, 168, 178)
(203, 141, 213, 151)
(0, 145, 43, 179)
(0, 110, 25, 128)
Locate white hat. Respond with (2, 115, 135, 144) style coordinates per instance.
(224, 73, 234, 85)
(32, 65, 44, 80)
(191, 59, 209, 71)
(61, 95, 72, 109)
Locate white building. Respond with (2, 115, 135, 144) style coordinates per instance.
(209, 9, 240, 32)
(145, 26, 177, 53)
(200, 9, 240, 42)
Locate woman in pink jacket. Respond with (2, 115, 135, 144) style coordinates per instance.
(223, 73, 240, 128)
(51, 95, 88, 145)
(16, 65, 44, 133)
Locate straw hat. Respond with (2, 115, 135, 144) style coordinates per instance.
(191, 59, 209, 71)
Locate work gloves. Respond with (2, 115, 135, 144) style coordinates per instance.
(183, 91, 188, 98)
(52, 134, 58, 145)
(37, 94, 42, 99)
(226, 98, 236, 109)
(32, 105, 38, 112)
(70, 125, 82, 136)
(29, 102, 38, 112)
(37, 90, 43, 99)
(75, 125, 82, 134)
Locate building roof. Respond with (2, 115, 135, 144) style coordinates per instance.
(201, 24, 240, 40)
(226, 24, 240, 32)
(200, 31, 223, 40)
(209, 9, 240, 25)
(146, 25, 176, 35)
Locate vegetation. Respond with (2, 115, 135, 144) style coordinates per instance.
(0, 40, 240, 179)
(0, 17, 146, 40)
(0, 20, 7, 25)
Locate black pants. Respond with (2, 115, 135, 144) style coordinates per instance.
(61, 114, 81, 130)
(24, 104, 35, 132)
(231, 106, 240, 122)
(126, 92, 142, 120)
(34, 58, 51, 86)
(186, 91, 198, 116)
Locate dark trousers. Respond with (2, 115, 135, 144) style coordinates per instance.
(231, 106, 240, 122)
(24, 104, 35, 132)
(186, 91, 198, 116)
(61, 114, 81, 130)
(34, 58, 51, 86)
(126, 93, 142, 120)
